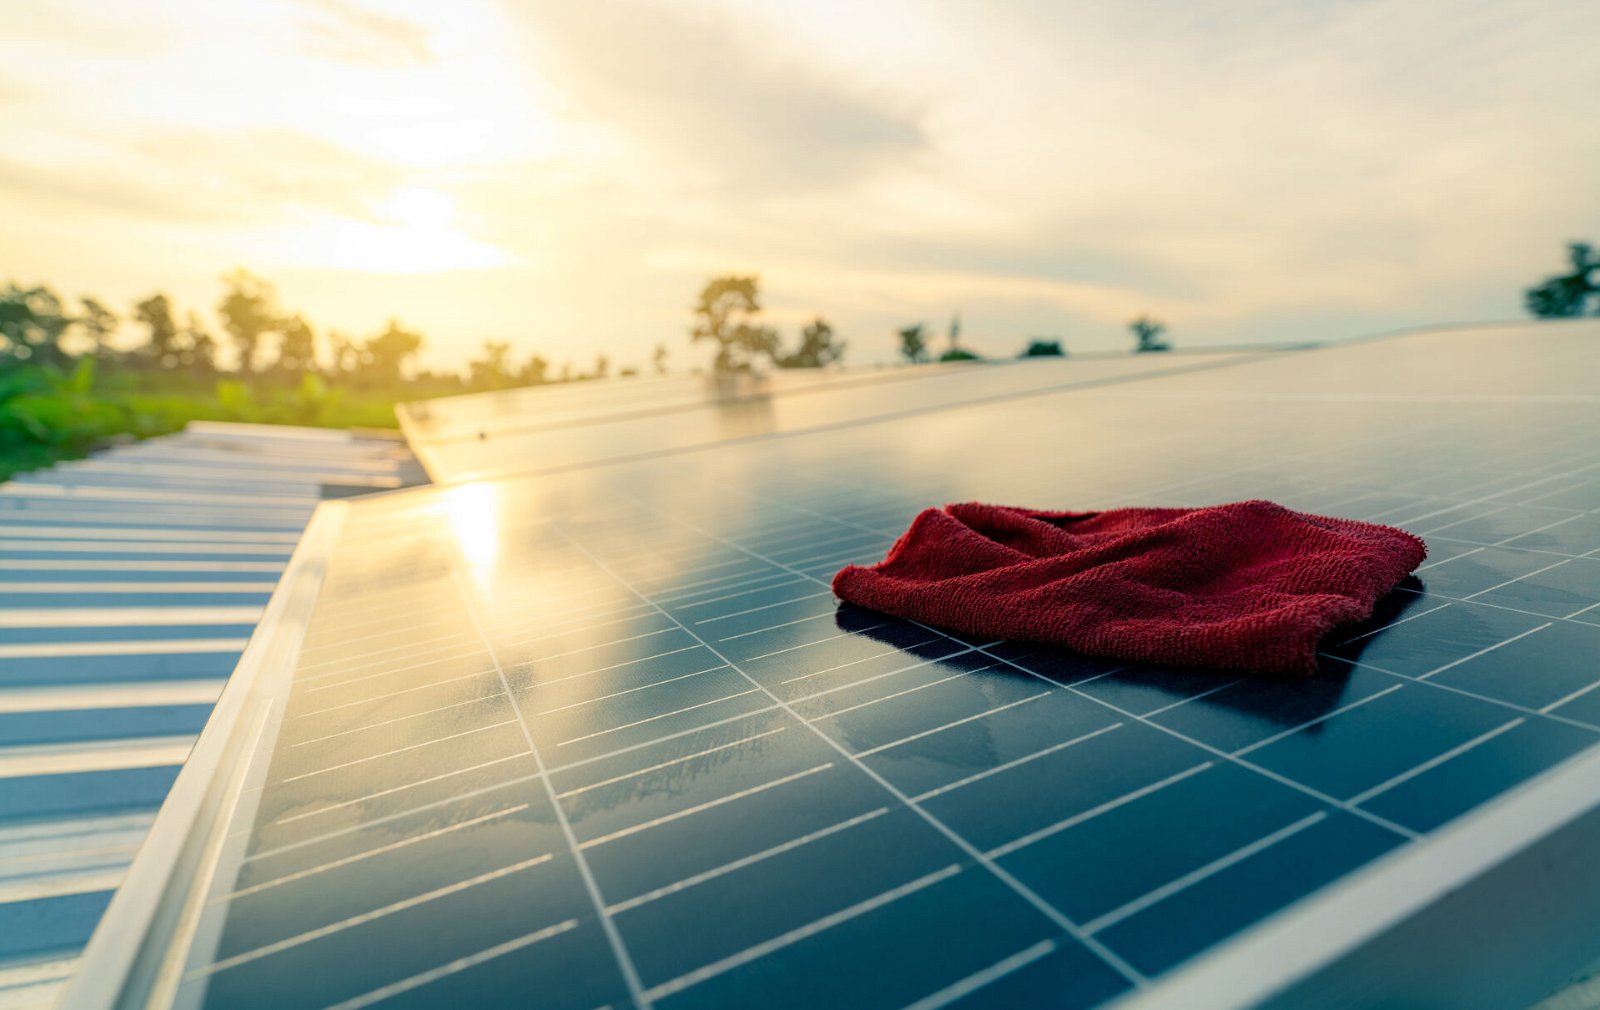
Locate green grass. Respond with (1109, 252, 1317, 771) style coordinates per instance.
(0, 363, 407, 480)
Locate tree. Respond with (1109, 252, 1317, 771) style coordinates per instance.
(276, 313, 318, 376)
(133, 293, 180, 366)
(217, 269, 280, 374)
(520, 354, 549, 386)
(327, 331, 360, 378)
(1021, 339, 1065, 357)
(360, 318, 423, 386)
(1525, 241, 1599, 318)
(178, 311, 217, 374)
(468, 339, 517, 390)
(1130, 315, 1169, 352)
(946, 313, 962, 356)
(897, 323, 929, 364)
(78, 297, 118, 357)
(776, 317, 846, 368)
(652, 342, 669, 375)
(0, 283, 70, 364)
(690, 275, 780, 372)
(939, 347, 981, 362)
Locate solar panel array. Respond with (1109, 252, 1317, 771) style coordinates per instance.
(397, 350, 1256, 482)
(0, 423, 421, 1009)
(65, 322, 1600, 1010)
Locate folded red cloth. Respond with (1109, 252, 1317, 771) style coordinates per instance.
(832, 500, 1427, 677)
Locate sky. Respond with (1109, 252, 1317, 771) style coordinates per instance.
(3, 0, 1597, 371)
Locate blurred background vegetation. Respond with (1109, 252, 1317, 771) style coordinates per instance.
(1, 265, 1183, 479)
(7, 238, 1585, 480)
(0, 269, 566, 479)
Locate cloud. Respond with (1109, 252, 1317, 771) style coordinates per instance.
(296, 0, 433, 66)
(0, 128, 409, 225)
(508, 0, 926, 191)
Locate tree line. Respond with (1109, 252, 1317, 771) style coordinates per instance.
(692, 274, 1171, 373)
(0, 270, 616, 393)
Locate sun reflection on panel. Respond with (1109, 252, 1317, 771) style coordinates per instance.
(442, 481, 500, 585)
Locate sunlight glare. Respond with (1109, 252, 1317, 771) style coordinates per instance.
(444, 482, 501, 586)
(379, 187, 455, 231)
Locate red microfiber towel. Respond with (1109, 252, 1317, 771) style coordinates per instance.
(832, 500, 1427, 678)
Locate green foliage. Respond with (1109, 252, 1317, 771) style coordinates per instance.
(897, 323, 929, 365)
(359, 319, 425, 387)
(1525, 241, 1598, 318)
(0, 265, 583, 479)
(217, 268, 280, 374)
(776, 317, 845, 368)
(0, 361, 410, 479)
(276, 313, 318, 375)
(0, 369, 49, 447)
(0, 283, 71, 365)
(214, 378, 256, 419)
(938, 347, 981, 362)
(133, 293, 180, 366)
(78, 297, 118, 355)
(1130, 315, 1170, 352)
(1021, 339, 1065, 357)
(288, 373, 341, 425)
(690, 275, 781, 373)
(177, 312, 218, 374)
(0, 360, 129, 473)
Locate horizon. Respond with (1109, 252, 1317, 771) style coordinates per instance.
(4, 0, 1597, 371)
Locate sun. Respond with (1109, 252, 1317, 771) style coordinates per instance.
(378, 187, 455, 230)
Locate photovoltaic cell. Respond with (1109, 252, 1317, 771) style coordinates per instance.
(64, 321, 1600, 1010)
(398, 350, 1257, 482)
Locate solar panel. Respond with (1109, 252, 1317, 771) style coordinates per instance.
(399, 351, 1256, 483)
(64, 322, 1600, 1010)
(0, 423, 424, 1006)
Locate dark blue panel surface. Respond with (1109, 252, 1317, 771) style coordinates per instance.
(0, 704, 213, 746)
(0, 766, 180, 823)
(0, 651, 243, 687)
(0, 623, 257, 645)
(0, 591, 273, 608)
(132, 327, 1600, 1010)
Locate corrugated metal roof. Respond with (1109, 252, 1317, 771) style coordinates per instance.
(0, 422, 424, 1009)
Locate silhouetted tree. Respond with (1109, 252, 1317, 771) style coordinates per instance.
(0, 283, 70, 365)
(652, 342, 669, 375)
(178, 312, 218, 374)
(690, 275, 780, 373)
(592, 354, 610, 380)
(1021, 339, 1065, 357)
(939, 347, 980, 362)
(217, 269, 280, 374)
(776, 317, 846, 368)
(1525, 241, 1599, 318)
(1130, 315, 1169, 352)
(78, 297, 118, 357)
(360, 319, 423, 386)
(133, 294, 180, 367)
(520, 354, 549, 386)
(468, 340, 517, 390)
(327, 331, 360, 378)
(946, 313, 962, 356)
(276, 313, 318, 375)
(897, 323, 929, 364)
